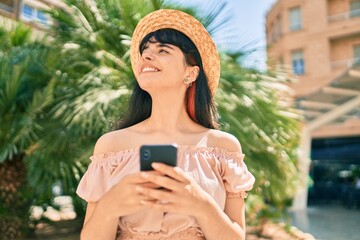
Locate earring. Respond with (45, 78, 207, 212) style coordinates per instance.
(184, 78, 190, 83)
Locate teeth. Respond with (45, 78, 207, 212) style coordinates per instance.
(142, 67, 159, 72)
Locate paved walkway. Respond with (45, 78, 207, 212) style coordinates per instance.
(29, 198, 360, 240)
(289, 204, 360, 240)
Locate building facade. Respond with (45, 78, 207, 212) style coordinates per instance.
(0, 0, 66, 29)
(266, 0, 360, 209)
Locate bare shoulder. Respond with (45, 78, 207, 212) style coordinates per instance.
(207, 129, 242, 153)
(93, 129, 131, 155)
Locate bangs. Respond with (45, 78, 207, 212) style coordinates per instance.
(139, 28, 199, 66)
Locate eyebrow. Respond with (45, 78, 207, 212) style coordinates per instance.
(143, 43, 175, 51)
(157, 43, 175, 50)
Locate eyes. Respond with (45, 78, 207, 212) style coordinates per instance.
(141, 48, 169, 55)
(158, 49, 169, 54)
(141, 42, 174, 56)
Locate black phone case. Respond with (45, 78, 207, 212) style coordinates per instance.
(140, 144, 178, 171)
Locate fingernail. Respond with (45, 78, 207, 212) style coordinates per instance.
(152, 163, 160, 168)
(140, 200, 149, 205)
(141, 172, 149, 178)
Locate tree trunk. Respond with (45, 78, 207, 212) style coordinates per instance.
(0, 154, 29, 240)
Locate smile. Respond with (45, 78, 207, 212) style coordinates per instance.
(141, 67, 160, 73)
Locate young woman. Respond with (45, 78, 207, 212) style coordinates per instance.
(77, 9, 255, 240)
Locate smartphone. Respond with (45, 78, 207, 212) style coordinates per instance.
(139, 144, 178, 171)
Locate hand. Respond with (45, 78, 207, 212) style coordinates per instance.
(99, 171, 160, 218)
(135, 163, 213, 218)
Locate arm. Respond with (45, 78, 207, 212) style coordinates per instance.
(196, 131, 247, 239)
(137, 165, 246, 240)
(80, 171, 156, 240)
(79, 134, 120, 239)
(79, 133, 154, 240)
(81, 201, 119, 240)
(195, 196, 246, 240)
(135, 131, 251, 240)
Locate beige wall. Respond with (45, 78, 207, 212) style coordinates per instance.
(267, 0, 360, 96)
(313, 119, 360, 138)
(266, 0, 360, 138)
(0, 0, 14, 6)
(328, 0, 349, 16)
(331, 36, 360, 62)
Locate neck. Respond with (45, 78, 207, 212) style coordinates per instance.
(144, 91, 197, 133)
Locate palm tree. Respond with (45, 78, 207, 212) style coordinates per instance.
(218, 54, 300, 223)
(0, 22, 57, 239)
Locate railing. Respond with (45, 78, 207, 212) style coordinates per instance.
(268, 31, 283, 43)
(290, 23, 302, 31)
(328, 9, 360, 23)
(331, 58, 360, 69)
(0, 2, 13, 13)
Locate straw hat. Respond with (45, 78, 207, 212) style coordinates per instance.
(130, 9, 220, 97)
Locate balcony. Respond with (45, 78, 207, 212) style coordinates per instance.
(328, 9, 360, 23)
(0, 2, 13, 12)
(331, 58, 360, 69)
(268, 31, 283, 44)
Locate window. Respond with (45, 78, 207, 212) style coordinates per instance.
(22, 4, 33, 18)
(0, 2, 14, 13)
(266, 28, 271, 43)
(292, 50, 305, 75)
(271, 22, 276, 42)
(21, 4, 48, 25)
(350, 0, 360, 18)
(37, 10, 47, 23)
(271, 15, 282, 41)
(277, 15, 282, 37)
(278, 56, 284, 70)
(289, 7, 302, 31)
(354, 44, 360, 62)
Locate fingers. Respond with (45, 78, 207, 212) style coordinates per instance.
(139, 200, 174, 212)
(140, 182, 161, 189)
(140, 195, 157, 202)
(125, 171, 159, 184)
(140, 171, 183, 191)
(135, 186, 176, 203)
(151, 163, 191, 183)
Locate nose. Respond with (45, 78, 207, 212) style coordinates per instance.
(142, 50, 154, 61)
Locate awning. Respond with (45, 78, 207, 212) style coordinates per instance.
(296, 61, 360, 132)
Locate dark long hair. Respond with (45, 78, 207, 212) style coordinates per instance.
(115, 29, 219, 130)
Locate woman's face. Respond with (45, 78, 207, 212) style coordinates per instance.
(135, 37, 194, 94)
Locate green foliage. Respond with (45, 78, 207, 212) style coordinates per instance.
(0, 23, 53, 163)
(0, 0, 301, 232)
(218, 53, 300, 204)
(0, 21, 91, 220)
(50, 0, 299, 219)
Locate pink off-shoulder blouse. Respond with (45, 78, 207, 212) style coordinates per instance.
(76, 145, 255, 240)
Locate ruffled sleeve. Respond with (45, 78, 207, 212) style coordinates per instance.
(219, 149, 255, 198)
(76, 154, 114, 202)
(76, 150, 138, 202)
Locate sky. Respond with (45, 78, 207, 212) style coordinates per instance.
(168, 0, 277, 70)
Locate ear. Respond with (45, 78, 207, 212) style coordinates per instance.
(186, 66, 200, 82)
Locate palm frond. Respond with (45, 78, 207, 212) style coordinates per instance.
(218, 53, 300, 204)
(0, 0, 302, 224)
